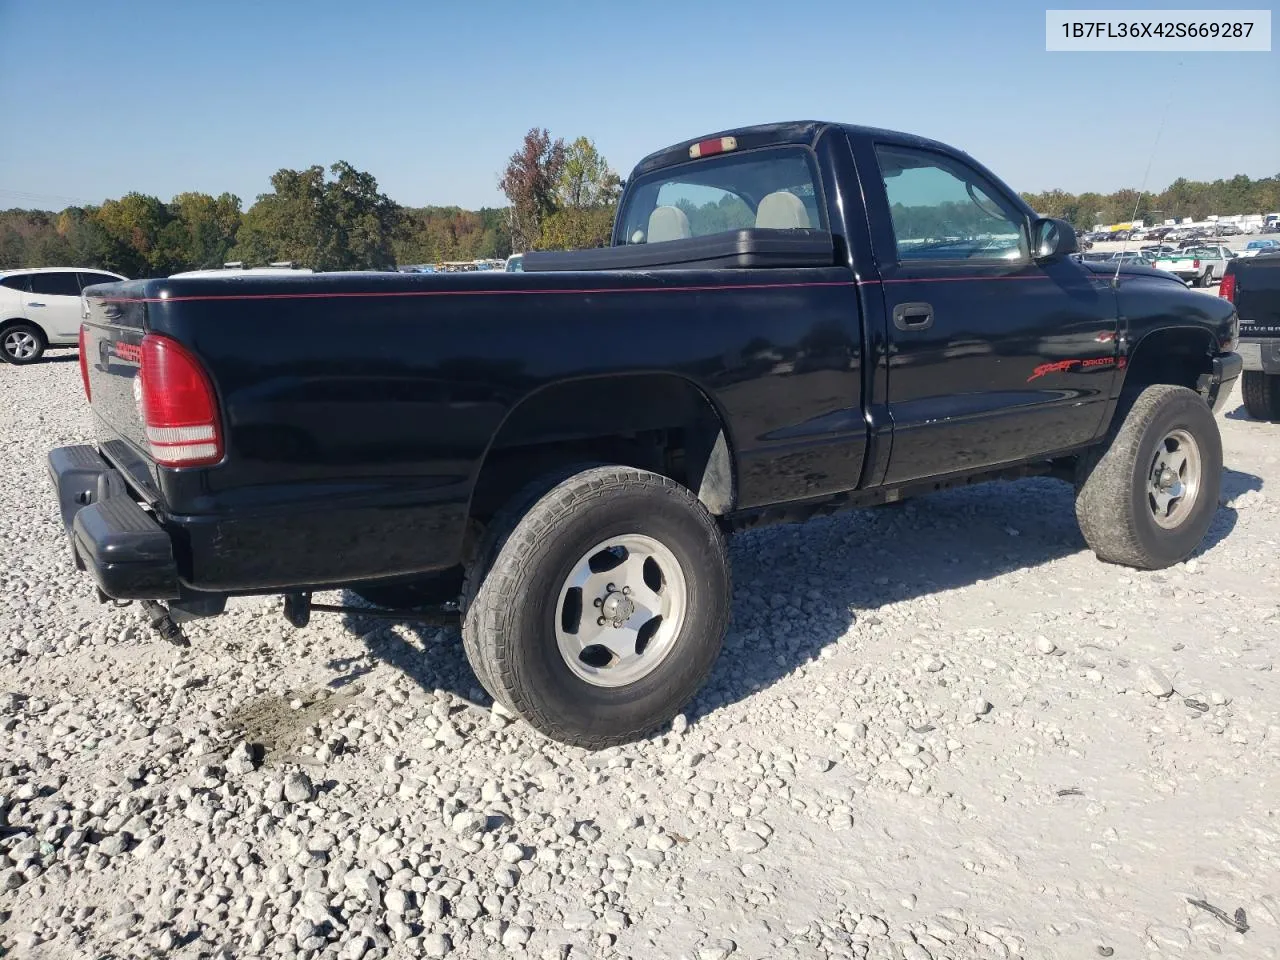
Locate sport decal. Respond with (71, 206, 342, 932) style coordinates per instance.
(1027, 356, 1124, 382)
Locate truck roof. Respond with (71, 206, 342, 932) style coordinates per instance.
(631, 121, 960, 177)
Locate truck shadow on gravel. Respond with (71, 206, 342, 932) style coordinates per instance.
(331, 470, 1262, 732)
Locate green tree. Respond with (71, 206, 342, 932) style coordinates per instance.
(231, 163, 398, 270)
(159, 192, 242, 269)
(92, 192, 172, 276)
(535, 136, 622, 251)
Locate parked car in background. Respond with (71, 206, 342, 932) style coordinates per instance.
(1, 267, 127, 364)
(1080, 251, 1153, 267)
(1141, 244, 1177, 257)
(1240, 239, 1280, 258)
(505, 254, 524, 272)
(1221, 253, 1280, 420)
(1152, 246, 1230, 286)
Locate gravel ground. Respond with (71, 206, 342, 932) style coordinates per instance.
(2, 356, 1279, 960)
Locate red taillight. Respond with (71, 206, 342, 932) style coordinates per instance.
(1219, 273, 1236, 302)
(689, 136, 737, 159)
(1192, 259, 1200, 269)
(139, 334, 223, 467)
(77, 325, 91, 401)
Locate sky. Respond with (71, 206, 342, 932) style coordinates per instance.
(0, 0, 1276, 212)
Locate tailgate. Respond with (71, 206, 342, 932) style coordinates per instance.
(1233, 257, 1280, 337)
(81, 284, 158, 498)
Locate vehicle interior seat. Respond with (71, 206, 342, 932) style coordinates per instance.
(646, 205, 692, 243)
(756, 191, 811, 229)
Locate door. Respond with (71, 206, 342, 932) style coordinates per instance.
(862, 141, 1118, 485)
(24, 271, 84, 343)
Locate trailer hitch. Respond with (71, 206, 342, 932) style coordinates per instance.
(139, 599, 190, 647)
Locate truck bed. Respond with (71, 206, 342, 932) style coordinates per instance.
(80, 267, 868, 592)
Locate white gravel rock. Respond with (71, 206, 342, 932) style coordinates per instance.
(1136, 664, 1175, 698)
(4, 361, 1279, 960)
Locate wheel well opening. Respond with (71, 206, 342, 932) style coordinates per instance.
(1123, 328, 1215, 394)
(468, 376, 735, 523)
(0, 316, 46, 340)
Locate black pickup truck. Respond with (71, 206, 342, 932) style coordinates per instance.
(51, 121, 1241, 747)
(1221, 253, 1280, 420)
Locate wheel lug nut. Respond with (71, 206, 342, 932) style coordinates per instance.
(593, 598, 603, 607)
(597, 617, 606, 626)
(622, 586, 631, 595)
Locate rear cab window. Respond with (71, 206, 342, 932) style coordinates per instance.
(616, 147, 826, 245)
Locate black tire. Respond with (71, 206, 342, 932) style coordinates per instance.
(1241, 371, 1280, 422)
(1, 323, 46, 364)
(1075, 384, 1222, 570)
(351, 567, 465, 609)
(459, 463, 607, 700)
(462, 465, 731, 747)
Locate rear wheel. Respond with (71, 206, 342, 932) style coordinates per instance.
(1075, 384, 1222, 569)
(1241, 371, 1280, 421)
(2, 323, 45, 364)
(462, 465, 730, 747)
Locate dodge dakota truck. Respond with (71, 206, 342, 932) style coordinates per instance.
(1222, 252, 1280, 420)
(51, 121, 1241, 747)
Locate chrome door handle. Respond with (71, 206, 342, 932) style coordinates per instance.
(27, 301, 46, 307)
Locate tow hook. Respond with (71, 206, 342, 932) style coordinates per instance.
(283, 592, 312, 628)
(139, 599, 190, 648)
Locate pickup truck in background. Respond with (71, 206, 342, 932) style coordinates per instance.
(1153, 245, 1233, 286)
(1240, 239, 1280, 259)
(1222, 253, 1280, 420)
(52, 121, 1241, 746)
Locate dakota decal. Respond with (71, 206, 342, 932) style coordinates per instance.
(113, 342, 142, 363)
(1027, 356, 1123, 382)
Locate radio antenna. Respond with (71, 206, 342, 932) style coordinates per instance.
(1115, 60, 1183, 286)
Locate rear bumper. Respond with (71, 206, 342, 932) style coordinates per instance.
(1238, 337, 1280, 374)
(47, 445, 181, 600)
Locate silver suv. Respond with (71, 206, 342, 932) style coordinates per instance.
(0, 267, 126, 364)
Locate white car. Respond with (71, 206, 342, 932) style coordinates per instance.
(1, 267, 126, 364)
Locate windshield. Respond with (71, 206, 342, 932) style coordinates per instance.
(616, 147, 825, 245)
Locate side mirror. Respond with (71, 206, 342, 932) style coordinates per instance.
(1031, 217, 1079, 260)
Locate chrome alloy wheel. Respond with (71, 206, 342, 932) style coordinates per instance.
(1147, 428, 1201, 529)
(3, 329, 39, 361)
(554, 534, 688, 687)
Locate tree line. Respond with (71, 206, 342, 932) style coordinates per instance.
(1020, 173, 1280, 229)
(0, 129, 623, 277)
(3, 132, 1277, 277)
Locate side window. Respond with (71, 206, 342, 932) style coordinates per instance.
(27, 272, 83, 297)
(78, 272, 120, 290)
(875, 145, 1028, 262)
(0, 274, 32, 292)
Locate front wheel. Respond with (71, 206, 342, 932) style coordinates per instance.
(1075, 384, 1222, 569)
(2, 323, 46, 364)
(462, 465, 730, 748)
